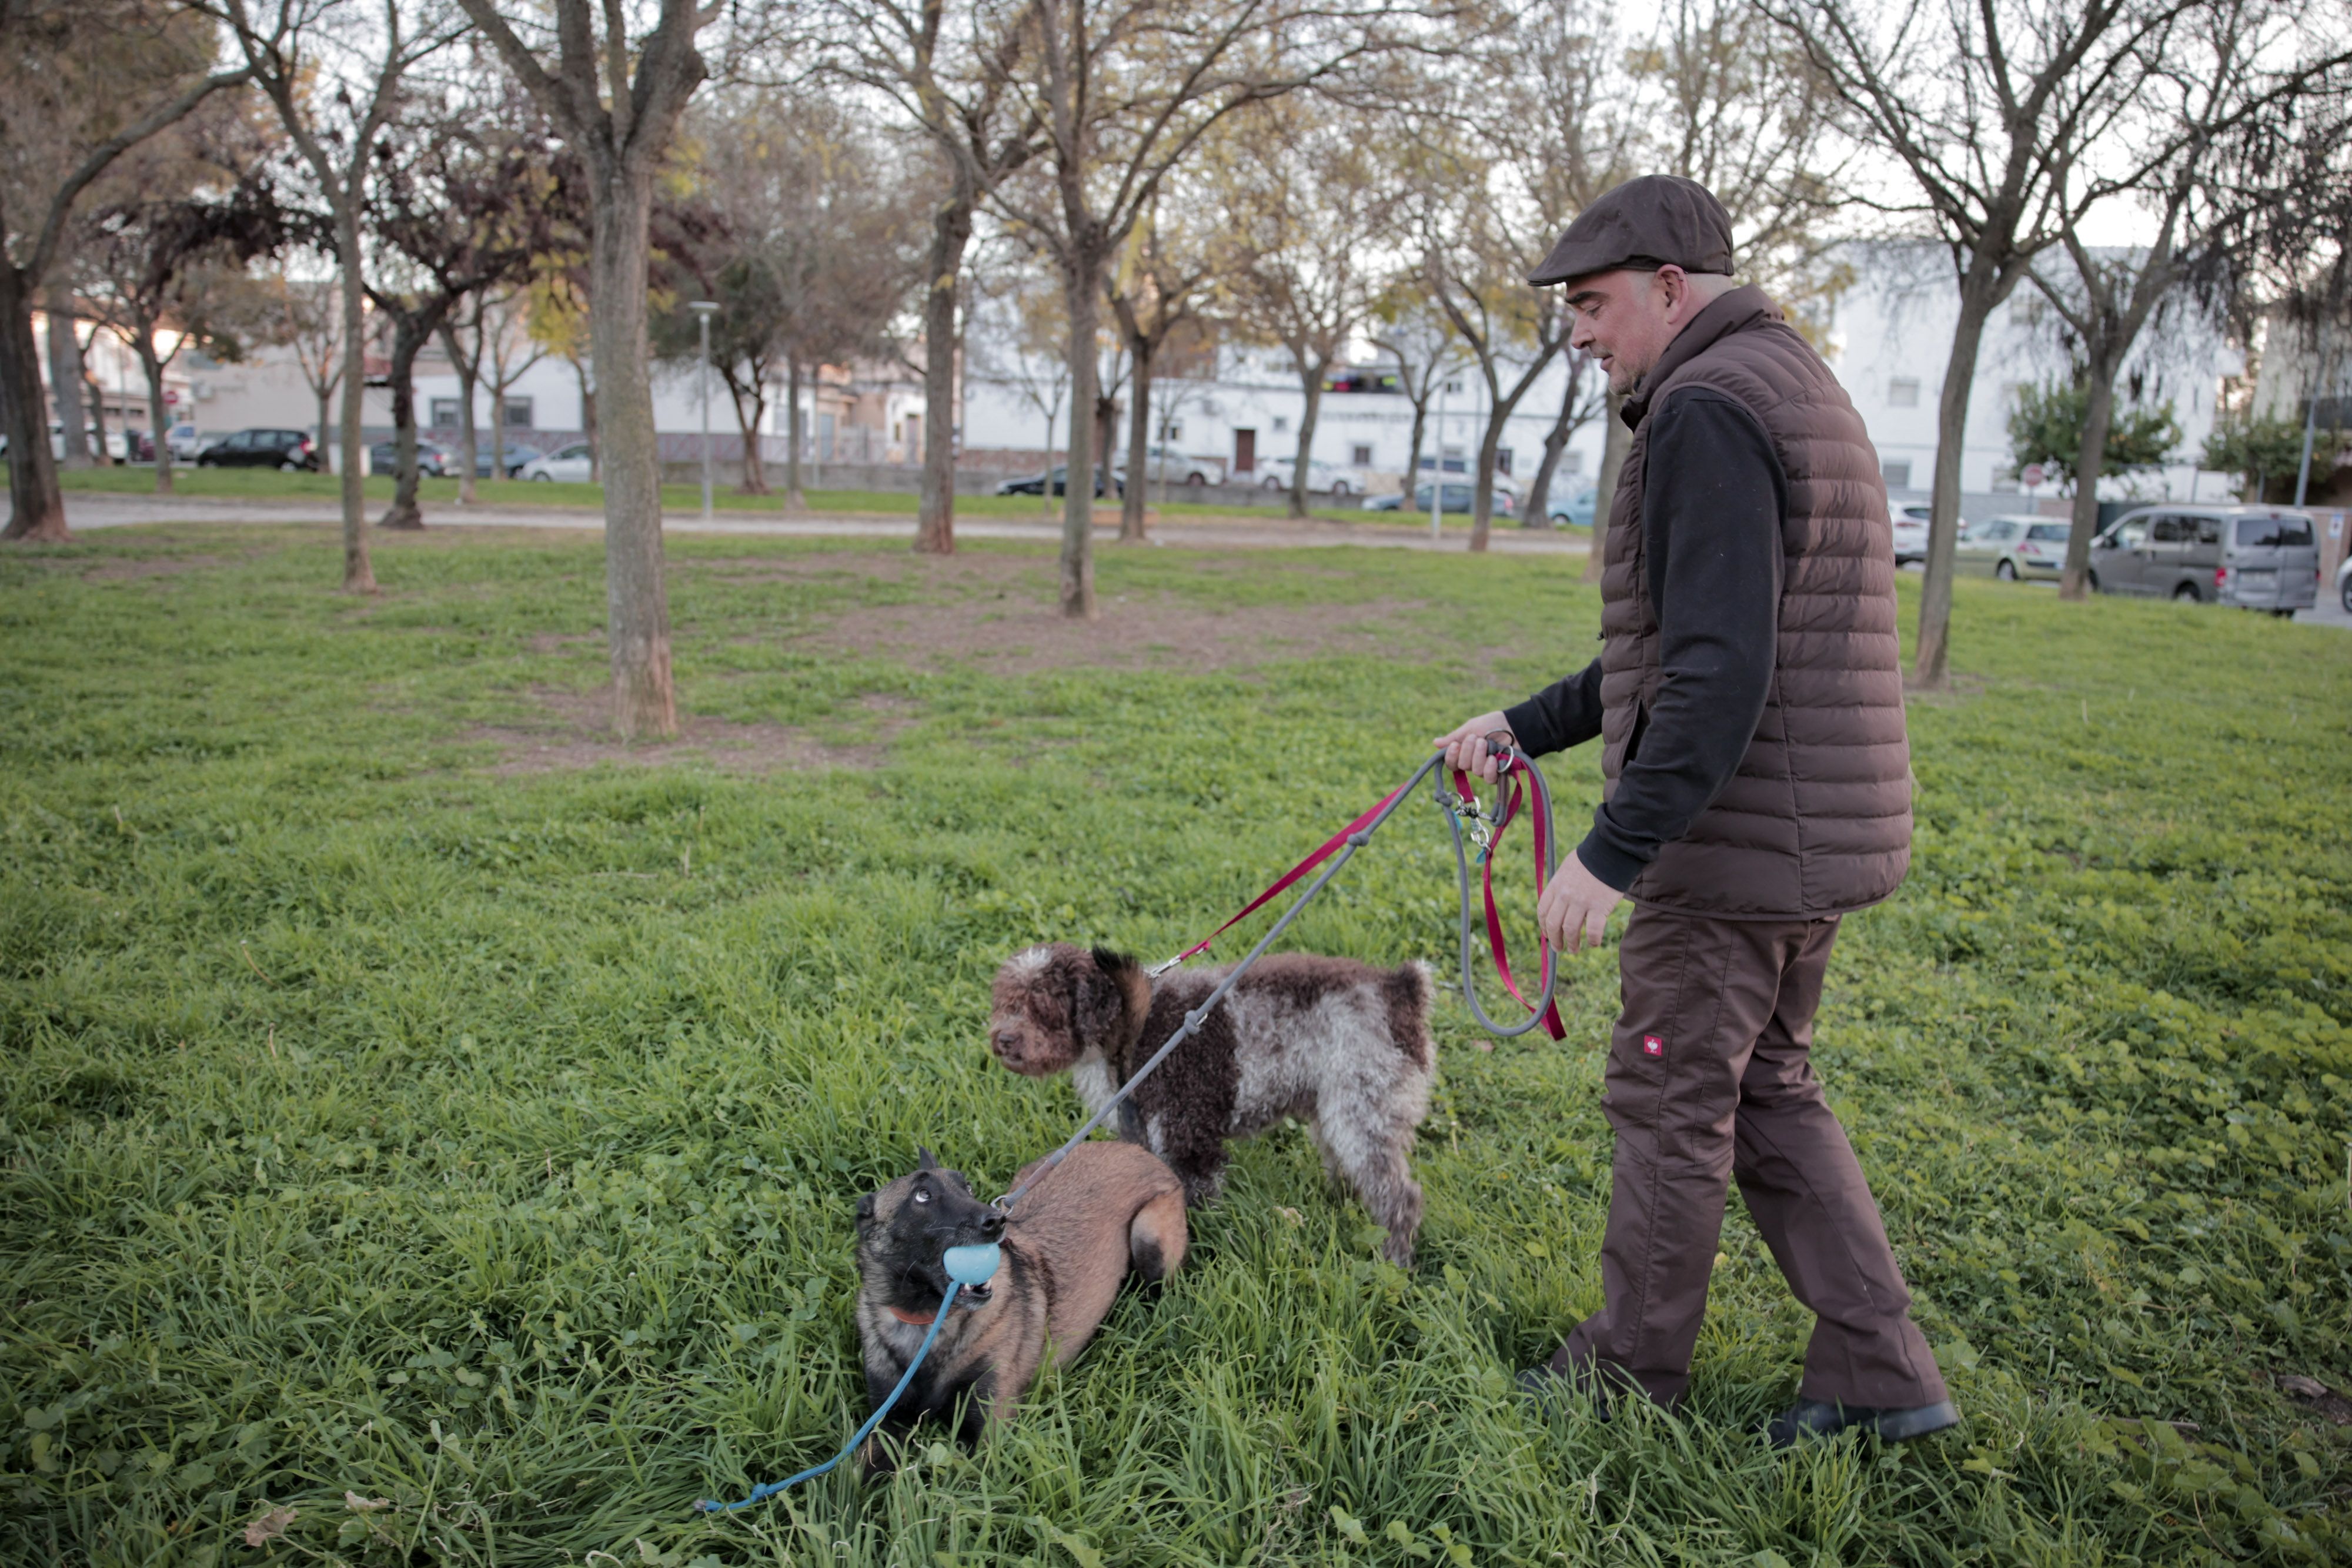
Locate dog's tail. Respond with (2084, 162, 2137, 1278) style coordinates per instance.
(1386, 961, 1437, 1066)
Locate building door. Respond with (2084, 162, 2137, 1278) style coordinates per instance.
(1233, 427, 1255, 474)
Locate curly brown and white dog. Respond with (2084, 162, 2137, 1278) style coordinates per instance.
(988, 944, 1435, 1266)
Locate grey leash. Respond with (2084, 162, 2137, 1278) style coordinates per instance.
(994, 745, 1560, 1211)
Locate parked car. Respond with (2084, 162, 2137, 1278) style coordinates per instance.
(1257, 456, 1362, 496)
(368, 439, 452, 476)
(2337, 549, 2352, 616)
(995, 464, 1120, 497)
(200, 427, 320, 471)
(1953, 514, 2069, 581)
(518, 441, 595, 483)
(1115, 445, 1224, 486)
(1546, 484, 1598, 528)
(166, 423, 205, 461)
(2090, 504, 2318, 612)
(475, 441, 540, 479)
(1891, 502, 1930, 565)
(1362, 482, 1517, 517)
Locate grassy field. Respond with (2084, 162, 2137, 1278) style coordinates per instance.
(2, 523, 2347, 1567)
(46, 463, 1465, 529)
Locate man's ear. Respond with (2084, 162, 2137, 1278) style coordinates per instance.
(916, 1146, 939, 1171)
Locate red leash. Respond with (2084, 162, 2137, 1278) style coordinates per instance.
(1157, 759, 1566, 1041)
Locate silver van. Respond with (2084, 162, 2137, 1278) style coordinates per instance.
(2089, 504, 2320, 613)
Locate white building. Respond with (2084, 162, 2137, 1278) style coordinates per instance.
(1825, 243, 2240, 519)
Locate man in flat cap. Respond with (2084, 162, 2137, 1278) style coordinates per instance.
(1435, 174, 1955, 1447)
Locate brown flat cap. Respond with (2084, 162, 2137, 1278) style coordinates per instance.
(1527, 175, 1735, 288)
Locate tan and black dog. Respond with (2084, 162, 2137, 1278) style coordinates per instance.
(852, 1141, 1185, 1472)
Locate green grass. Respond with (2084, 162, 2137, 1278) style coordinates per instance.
(2, 524, 2347, 1566)
(48, 463, 1455, 527)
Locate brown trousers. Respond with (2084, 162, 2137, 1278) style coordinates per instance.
(1553, 906, 1946, 1409)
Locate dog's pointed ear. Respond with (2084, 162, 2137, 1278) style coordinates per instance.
(916, 1146, 939, 1171)
(855, 1191, 876, 1233)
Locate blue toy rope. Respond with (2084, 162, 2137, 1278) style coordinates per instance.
(693, 1279, 963, 1513)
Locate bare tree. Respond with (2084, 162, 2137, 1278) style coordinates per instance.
(1765, 0, 2201, 683)
(998, 0, 1444, 617)
(1521, 347, 1602, 527)
(1366, 293, 1463, 502)
(822, 0, 1042, 554)
(1214, 98, 1404, 520)
(458, 0, 724, 738)
(1106, 194, 1213, 538)
(263, 268, 345, 470)
(78, 129, 288, 494)
(365, 96, 563, 527)
(1, 0, 250, 540)
(2034, 1, 2352, 598)
(211, 0, 460, 589)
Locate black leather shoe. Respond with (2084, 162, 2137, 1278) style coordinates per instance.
(1765, 1398, 1959, 1449)
(1516, 1364, 1611, 1421)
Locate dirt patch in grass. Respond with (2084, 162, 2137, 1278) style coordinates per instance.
(465, 686, 904, 775)
(723, 551, 1426, 672)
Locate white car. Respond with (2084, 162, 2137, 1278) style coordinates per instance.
(518, 440, 595, 482)
(1115, 445, 1224, 486)
(2337, 551, 2352, 616)
(1892, 502, 1929, 565)
(1258, 456, 1362, 496)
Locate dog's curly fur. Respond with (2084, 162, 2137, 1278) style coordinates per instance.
(988, 943, 1435, 1266)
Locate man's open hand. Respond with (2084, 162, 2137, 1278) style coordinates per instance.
(1539, 850, 1625, 954)
(1433, 712, 1516, 782)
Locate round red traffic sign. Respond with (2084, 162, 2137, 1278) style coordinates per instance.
(2022, 463, 2046, 487)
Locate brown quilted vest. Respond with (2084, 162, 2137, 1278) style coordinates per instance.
(1599, 285, 1910, 918)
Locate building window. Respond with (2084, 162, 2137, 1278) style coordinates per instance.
(1442, 378, 1464, 396)
(1272, 415, 1290, 434)
(1441, 444, 1466, 473)
(1992, 467, 2020, 493)
(504, 397, 533, 429)
(1351, 443, 1373, 466)
(1563, 451, 1584, 475)
(1159, 419, 1183, 441)
(1494, 447, 1515, 476)
(1887, 377, 1920, 408)
(430, 398, 462, 428)
(1882, 460, 1912, 489)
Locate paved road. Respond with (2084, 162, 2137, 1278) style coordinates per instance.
(56, 492, 1590, 555)
(2294, 586, 2351, 630)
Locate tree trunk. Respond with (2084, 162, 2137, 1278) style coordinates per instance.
(83, 359, 113, 466)
(443, 323, 479, 505)
(379, 318, 426, 529)
(1915, 278, 1999, 686)
(315, 385, 336, 475)
(2059, 354, 2119, 602)
(46, 288, 92, 470)
(1582, 387, 1629, 583)
(1289, 356, 1323, 521)
(1060, 255, 1101, 619)
(142, 342, 173, 496)
(572, 354, 597, 482)
(489, 373, 507, 487)
(2, 264, 71, 540)
(587, 154, 677, 738)
(1402, 392, 1428, 506)
(1121, 333, 1152, 541)
(727, 373, 768, 494)
(1523, 354, 1588, 529)
(333, 222, 376, 592)
(916, 195, 973, 554)
(784, 355, 807, 510)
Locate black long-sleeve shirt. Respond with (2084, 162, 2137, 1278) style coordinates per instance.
(1503, 389, 1785, 891)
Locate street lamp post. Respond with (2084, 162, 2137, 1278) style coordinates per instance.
(689, 301, 719, 522)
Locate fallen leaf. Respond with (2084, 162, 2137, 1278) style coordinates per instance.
(345, 1492, 391, 1512)
(2279, 1374, 2330, 1400)
(245, 1506, 296, 1546)
(1275, 1206, 1303, 1227)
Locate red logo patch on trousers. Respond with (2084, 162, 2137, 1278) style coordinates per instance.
(1642, 1035, 1665, 1057)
